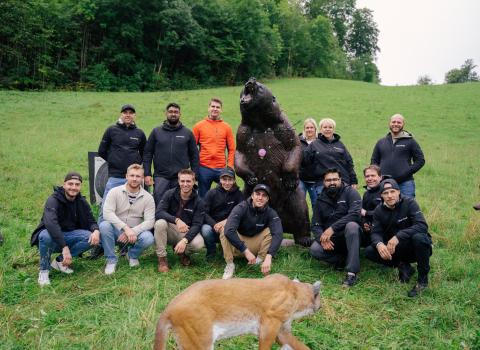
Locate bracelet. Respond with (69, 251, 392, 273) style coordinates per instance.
(182, 238, 188, 244)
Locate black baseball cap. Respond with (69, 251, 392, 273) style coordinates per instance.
(64, 171, 83, 183)
(253, 184, 270, 197)
(380, 179, 400, 193)
(220, 168, 235, 178)
(121, 104, 136, 113)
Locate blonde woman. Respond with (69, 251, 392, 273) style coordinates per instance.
(299, 118, 318, 203)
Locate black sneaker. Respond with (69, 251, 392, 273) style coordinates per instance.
(119, 244, 128, 257)
(408, 282, 427, 297)
(398, 262, 415, 283)
(334, 257, 346, 271)
(206, 252, 216, 262)
(342, 273, 358, 287)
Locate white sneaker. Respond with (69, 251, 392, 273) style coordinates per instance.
(222, 262, 235, 280)
(38, 270, 50, 286)
(128, 257, 140, 267)
(51, 260, 74, 274)
(255, 257, 263, 265)
(104, 262, 117, 275)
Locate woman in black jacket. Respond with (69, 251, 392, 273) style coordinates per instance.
(299, 118, 318, 204)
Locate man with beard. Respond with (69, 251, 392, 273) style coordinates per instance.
(154, 169, 205, 272)
(100, 164, 155, 275)
(143, 103, 199, 205)
(371, 114, 425, 198)
(201, 168, 244, 260)
(309, 168, 362, 287)
(361, 165, 384, 246)
(30, 172, 100, 286)
(365, 179, 432, 297)
(220, 184, 283, 279)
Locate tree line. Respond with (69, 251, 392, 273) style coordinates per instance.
(0, 0, 379, 91)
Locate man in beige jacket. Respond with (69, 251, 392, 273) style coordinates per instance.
(100, 164, 155, 275)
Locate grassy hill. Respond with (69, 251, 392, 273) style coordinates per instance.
(0, 78, 479, 349)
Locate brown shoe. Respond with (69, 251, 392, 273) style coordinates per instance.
(180, 253, 191, 267)
(157, 256, 169, 273)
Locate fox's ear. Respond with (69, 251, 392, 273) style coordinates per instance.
(312, 281, 322, 296)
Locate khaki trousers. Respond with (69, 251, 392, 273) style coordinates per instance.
(154, 219, 204, 257)
(219, 228, 272, 263)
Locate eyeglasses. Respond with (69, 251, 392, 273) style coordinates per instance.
(324, 178, 340, 183)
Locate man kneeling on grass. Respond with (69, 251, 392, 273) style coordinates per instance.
(100, 164, 155, 275)
(220, 184, 283, 279)
(365, 179, 433, 297)
(30, 172, 100, 286)
(154, 169, 205, 272)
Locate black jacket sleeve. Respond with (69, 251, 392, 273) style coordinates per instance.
(155, 191, 176, 223)
(138, 131, 147, 159)
(224, 203, 248, 252)
(82, 198, 99, 232)
(143, 130, 156, 177)
(396, 139, 425, 183)
(370, 207, 386, 247)
(370, 140, 381, 166)
(395, 200, 428, 241)
(43, 197, 66, 248)
(344, 147, 358, 184)
(311, 201, 325, 242)
(331, 189, 362, 233)
(203, 191, 217, 227)
(188, 132, 200, 178)
(185, 200, 205, 242)
(98, 128, 111, 161)
(266, 209, 283, 257)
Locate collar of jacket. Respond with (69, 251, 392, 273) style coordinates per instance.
(116, 120, 137, 129)
(162, 121, 183, 131)
(319, 133, 341, 143)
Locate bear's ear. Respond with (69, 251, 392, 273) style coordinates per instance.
(312, 281, 322, 296)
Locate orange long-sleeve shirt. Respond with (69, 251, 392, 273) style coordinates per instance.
(192, 117, 235, 169)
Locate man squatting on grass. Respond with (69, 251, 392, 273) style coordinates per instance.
(143, 102, 199, 205)
(220, 184, 283, 280)
(154, 169, 205, 272)
(100, 164, 155, 275)
(30, 172, 100, 286)
(200, 167, 244, 260)
(360, 164, 384, 246)
(365, 179, 433, 297)
(310, 168, 362, 287)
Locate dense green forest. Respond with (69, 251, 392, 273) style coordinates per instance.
(0, 0, 379, 91)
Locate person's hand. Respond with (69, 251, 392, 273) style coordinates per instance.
(123, 226, 137, 244)
(88, 230, 100, 246)
(320, 227, 334, 250)
(261, 255, 272, 275)
(244, 249, 256, 264)
(377, 243, 392, 260)
(118, 232, 128, 244)
(213, 220, 227, 233)
(361, 208, 367, 217)
(363, 223, 371, 233)
(62, 246, 72, 266)
(387, 236, 399, 255)
(144, 176, 153, 186)
(174, 238, 187, 254)
(175, 219, 189, 234)
(352, 184, 358, 189)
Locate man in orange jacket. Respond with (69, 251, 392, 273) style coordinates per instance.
(193, 98, 236, 197)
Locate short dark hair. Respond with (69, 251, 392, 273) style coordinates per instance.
(209, 97, 223, 107)
(323, 168, 341, 179)
(166, 102, 180, 111)
(363, 164, 381, 176)
(178, 169, 195, 180)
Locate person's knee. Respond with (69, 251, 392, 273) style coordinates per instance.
(189, 236, 205, 251)
(364, 245, 377, 260)
(309, 241, 323, 259)
(99, 221, 113, 234)
(412, 233, 431, 248)
(39, 230, 53, 244)
(139, 231, 155, 246)
(345, 222, 360, 239)
(154, 219, 168, 234)
(201, 224, 213, 236)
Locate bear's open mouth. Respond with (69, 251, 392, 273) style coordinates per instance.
(241, 79, 257, 104)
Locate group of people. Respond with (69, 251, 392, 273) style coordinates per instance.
(30, 100, 433, 297)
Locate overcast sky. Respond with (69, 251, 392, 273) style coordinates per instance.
(356, 0, 480, 85)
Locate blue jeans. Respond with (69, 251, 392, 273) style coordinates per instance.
(399, 179, 416, 198)
(198, 166, 222, 197)
(99, 221, 154, 264)
(300, 181, 323, 205)
(201, 224, 220, 255)
(98, 177, 128, 223)
(38, 229, 92, 270)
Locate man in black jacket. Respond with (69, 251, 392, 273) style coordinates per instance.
(153, 169, 205, 272)
(365, 179, 432, 297)
(371, 114, 425, 198)
(143, 103, 199, 205)
(220, 184, 283, 279)
(30, 172, 100, 286)
(361, 165, 383, 246)
(97, 104, 147, 221)
(310, 168, 362, 287)
(201, 168, 244, 260)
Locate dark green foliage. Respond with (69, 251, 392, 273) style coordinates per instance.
(0, 0, 381, 90)
(445, 59, 479, 84)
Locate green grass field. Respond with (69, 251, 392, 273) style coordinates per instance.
(1, 78, 479, 349)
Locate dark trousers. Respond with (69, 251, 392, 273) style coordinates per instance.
(365, 232, 432, 282)
(153, 177, 178, 205)
(310, 222, 361, 274)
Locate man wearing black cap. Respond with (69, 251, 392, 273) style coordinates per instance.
(201, 168, 244, 260)
(143, 103, 199, 205)
(365, 179, 433, 297)
(97, 104, 147, 222)
(30, 172, 100, 286)
(220, 183, 283, 279)
(309, 168, 362, 287)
